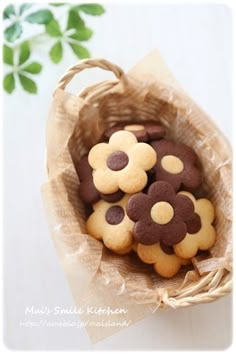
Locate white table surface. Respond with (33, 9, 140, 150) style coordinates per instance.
(3, 3, 232, 350)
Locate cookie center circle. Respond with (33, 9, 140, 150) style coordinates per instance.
(151, 201, 174, 225)
(107, 151, 129, 171)
(105, 206, 125, 225)
(161, 155, 184, 174)
(124, 124, 144, 132)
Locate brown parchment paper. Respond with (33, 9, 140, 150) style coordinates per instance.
(42, 50, 232, 343)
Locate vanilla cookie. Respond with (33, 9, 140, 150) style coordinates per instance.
(136, 243, 190, 278)
(174, 191, 216, 259)
(86, 194, 134, 254)
(88, 130, 157, 194)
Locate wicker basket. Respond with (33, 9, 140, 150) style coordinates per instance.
(43, 56, 232, 341)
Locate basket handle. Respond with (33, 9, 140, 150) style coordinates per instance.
(55, 58, 125, 91)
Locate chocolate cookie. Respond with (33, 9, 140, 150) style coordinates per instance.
(151, 139, 201, 192)
(126, 181, 200, 246)
(103, 121, 166, 142)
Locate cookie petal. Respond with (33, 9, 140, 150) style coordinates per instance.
(136, 243, 160, 263)
(109, 130, 137, 151)
(175, 223, 216, 259)
(79, 179, 100, 204)
(185, 213, 202, 234)
(148, 181, 176, 202)
(197, 224, 216, 250)
(86, 209, 106, 241)
(117, 166, 148, 193)
(174, 233, 199, 259)
(88, 143, 114, 169)
(126, 193, 151, 221)
(160, 219, 187, 246)
(76, 155, 91, 180)
(153, 255, 182, 278)
(129, 142, 157, 170)
(196, 199, 215, 224)
(176, 143, 199, 164)
(151, 139, 174, 156)
(93, 169, 119, 194)
(134, 219, 161, 245)
(182, 166, 201, 191)
(103, 226, 133, 252)
(175, 194, 195, 221)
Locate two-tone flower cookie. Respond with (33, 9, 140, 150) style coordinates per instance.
(126, 181, 199, 246)
(151, 139, 201, 192)
(88, 130, 157, 194)
(86, 195, 134, 254)
(174, 192, 216, 259)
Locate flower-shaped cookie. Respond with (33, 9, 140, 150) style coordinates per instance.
(151, 139, 201, 192)
(103, 121, 166, 142)
(126, 181, 198, 246)
(136, 243, 190, 278)
(174, 191, 216, 259)
(88, 130, 157, 194)
(86, 195, 134, 254)
(76, 155, 124, 204)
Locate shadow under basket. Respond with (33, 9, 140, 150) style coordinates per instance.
(43, 57, 232, 322)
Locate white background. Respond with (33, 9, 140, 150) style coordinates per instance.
(3, 2, 232, 350)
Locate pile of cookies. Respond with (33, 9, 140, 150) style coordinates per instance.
(76, 122, 216, 278)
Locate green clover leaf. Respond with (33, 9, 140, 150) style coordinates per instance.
(21, 62, 42, 74)
(3, 73, 15, 93)
(69, 43, 90, 59)
(45, 19, 62, 37)
(49, 41, 63, 63)
(3, 44, 14, 65)
(3, 4, 15, 19)
(4, 22, 23, 42)
(25, 9, 54, 24)
(18, 41, 30, 65)
(18, 73, 37, 93)
(77, 4, 105, 16)
(69, 27, 93, 41)
(67, 8, 85, 30)
(19, 4, 33, 15)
